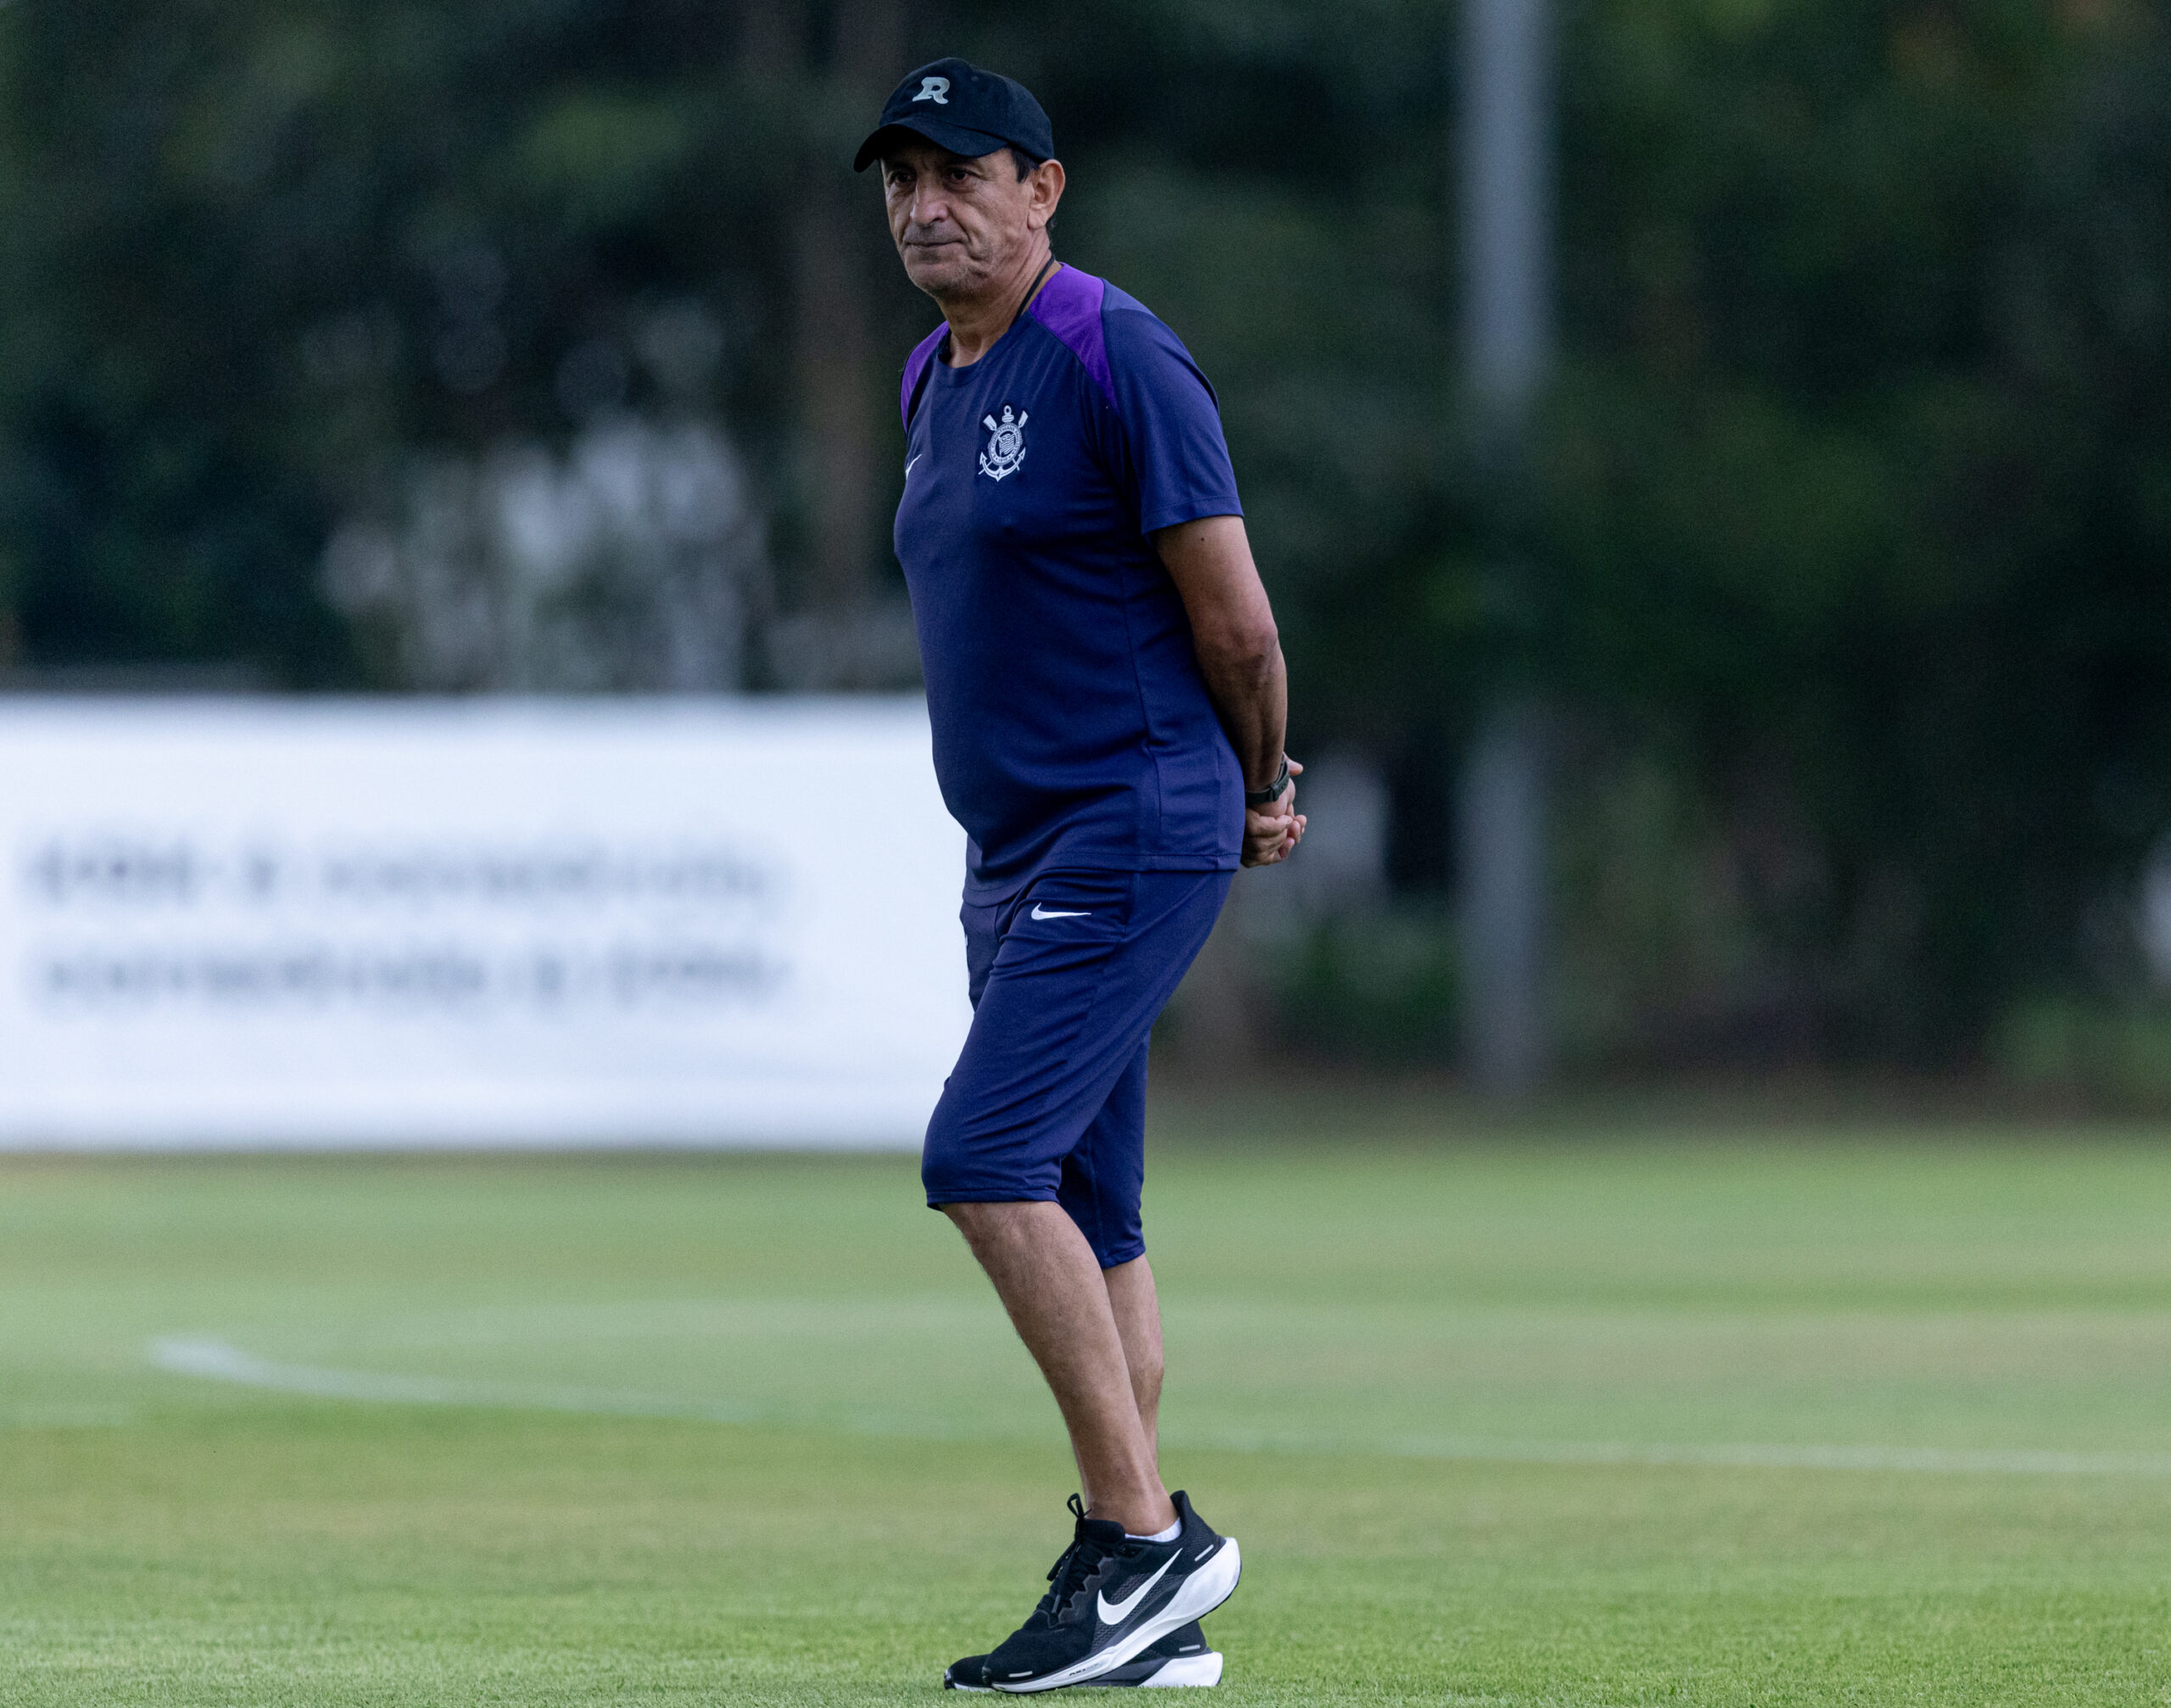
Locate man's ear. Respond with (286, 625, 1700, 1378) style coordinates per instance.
(1026, 159, 1066, 232)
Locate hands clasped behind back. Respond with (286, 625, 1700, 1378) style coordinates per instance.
(1242, 757, 1306, 867)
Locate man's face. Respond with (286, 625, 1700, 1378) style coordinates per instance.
(881, 140, 1062, 299)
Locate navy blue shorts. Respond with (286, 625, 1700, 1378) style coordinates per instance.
(921, 868, 1233, 1269)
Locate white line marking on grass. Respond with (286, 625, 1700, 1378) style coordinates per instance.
(149, 1336, 775, 1425)
(1186, 1426, 2171, 1478)
(150, 1336, 2171, 1477)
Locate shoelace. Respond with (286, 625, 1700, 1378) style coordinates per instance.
(1037, 1493, 1113, 1625)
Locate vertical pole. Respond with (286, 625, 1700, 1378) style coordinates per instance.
(1459, 701, 1547, 1091)
(1460, 0, 1552, 421)
(1458, 0, 1552, 1094)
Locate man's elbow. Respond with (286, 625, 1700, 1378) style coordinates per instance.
(1197, 618, 1280, 680)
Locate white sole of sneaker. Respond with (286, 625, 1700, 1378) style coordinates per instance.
(992, 1538, 1243, 1694)
(950, 1649, 1222, 1694)
(1140, 1650, 1224, 1687)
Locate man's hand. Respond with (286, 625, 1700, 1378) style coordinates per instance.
(1243, 758, 1307, 867)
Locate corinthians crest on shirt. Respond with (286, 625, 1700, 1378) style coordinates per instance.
(979, 404, 1029, 481)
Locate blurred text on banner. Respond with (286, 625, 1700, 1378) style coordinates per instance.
(0, 698, 968, 1148)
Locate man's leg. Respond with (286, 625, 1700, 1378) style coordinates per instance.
(945, 1200, 1175, 1538)
(1050, 1035, 1166, 1518)
(1102, 1255, 1164, 1469)
(924, 874, 1224, 1530)
(925, 874, 1240, 1689)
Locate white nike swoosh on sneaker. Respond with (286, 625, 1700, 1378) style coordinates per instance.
(1097, 1553, 1178, 1627)
(1030, 904, 1091, 920)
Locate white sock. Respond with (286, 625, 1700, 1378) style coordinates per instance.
(1128, 1516, 1181, 1543)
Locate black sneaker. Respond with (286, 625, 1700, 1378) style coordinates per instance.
(977, 1491, 1240, 1694)
(943, 1494, 1102, 1694)
(943, 1621, 1222, 1690)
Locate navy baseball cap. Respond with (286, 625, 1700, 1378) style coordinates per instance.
(852, 58, 1054, 172)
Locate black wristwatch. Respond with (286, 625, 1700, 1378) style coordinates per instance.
(1244, 754, 1292, 807)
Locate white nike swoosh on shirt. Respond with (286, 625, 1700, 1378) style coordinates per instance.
(1030, 904, 1091, 920)
(905, 454, 923, 476)
(1097, 1553, 1178, 1627)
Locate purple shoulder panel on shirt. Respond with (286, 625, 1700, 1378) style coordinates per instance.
(1024, 266, 1115, 410)
(900, 324, 947, 427)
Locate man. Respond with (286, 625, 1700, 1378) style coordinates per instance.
(855, 58, 1304, 1694)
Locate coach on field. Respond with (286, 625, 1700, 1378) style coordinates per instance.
(857, 58, 1304, 1694)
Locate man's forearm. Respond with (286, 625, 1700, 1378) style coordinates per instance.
(1150, 516, 1290, 795)
(1197, 640, 1288, 793)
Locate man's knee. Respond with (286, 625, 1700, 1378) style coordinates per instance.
(940, 1198, 1003, 1241)
(940, 1197, 1042, 1259)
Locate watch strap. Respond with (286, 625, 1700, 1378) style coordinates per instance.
(1244, 755, 1291, 807)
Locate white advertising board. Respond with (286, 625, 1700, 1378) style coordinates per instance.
(0, 698, 971, 1148)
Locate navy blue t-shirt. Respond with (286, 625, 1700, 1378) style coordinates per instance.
(895, 265, 1246, 902)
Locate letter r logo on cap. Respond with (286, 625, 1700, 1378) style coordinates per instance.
(912, 75, 951, 104)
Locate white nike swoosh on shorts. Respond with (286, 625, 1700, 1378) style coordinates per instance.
(1030, 904, 1091, 920)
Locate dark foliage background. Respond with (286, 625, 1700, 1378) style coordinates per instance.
(1, 0, 2167, 1074)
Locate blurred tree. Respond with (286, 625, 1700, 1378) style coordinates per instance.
(1536, 0, 2171, 1054)
(0, 0, 924, 687)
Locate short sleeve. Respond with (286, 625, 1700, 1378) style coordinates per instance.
(1102, 299, 1243, 535)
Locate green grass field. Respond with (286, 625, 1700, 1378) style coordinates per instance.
(5, 1105, 2171, 1705)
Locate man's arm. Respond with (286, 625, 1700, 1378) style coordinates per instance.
(1152, 514, 1306, 868)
